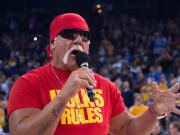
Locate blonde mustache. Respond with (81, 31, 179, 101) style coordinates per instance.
(63, 45, 83, 64)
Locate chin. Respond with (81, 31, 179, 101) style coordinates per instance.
(67, 65, 79, 71)
(65, 61, 79, 71)
(71, 66, 79, 71)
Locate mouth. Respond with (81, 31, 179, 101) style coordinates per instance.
(71, 50, 81, 56)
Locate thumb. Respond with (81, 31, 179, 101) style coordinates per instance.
(152, 81, 160, 93)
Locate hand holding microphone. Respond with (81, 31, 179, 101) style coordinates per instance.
(75, 51, 95, 102)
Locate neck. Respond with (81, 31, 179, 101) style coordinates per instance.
(51, 60, 79, 71)
(51, 60, 66, 70)
(50, 63, 72, 83)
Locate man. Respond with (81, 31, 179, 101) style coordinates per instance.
(129, 93, 148, 116)
(121, 81, 134, 108)
(150, 121, 167, 135)
(169, 121, 180, 135)
(8, 13, 180, 135)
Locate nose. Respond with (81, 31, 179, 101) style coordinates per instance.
(73, 34, 83, 45)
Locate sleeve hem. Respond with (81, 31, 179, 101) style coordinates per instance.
(8, 105, 42, 118)
(111, 104, 126, 118)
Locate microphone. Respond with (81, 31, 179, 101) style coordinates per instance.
(75, 51, 95, 102)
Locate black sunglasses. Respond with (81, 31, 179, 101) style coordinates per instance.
(59, 29, 90, 42)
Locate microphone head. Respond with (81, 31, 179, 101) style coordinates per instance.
(75, 51, 90, 67)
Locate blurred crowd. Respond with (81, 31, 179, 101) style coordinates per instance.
(1, 9, 180, 135)
(98, 14, 180, 135)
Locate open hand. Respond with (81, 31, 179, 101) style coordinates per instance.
(152, 81, 180, 116)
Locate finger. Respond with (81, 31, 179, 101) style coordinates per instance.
(175, 93, 180, 100)
(81, 79, 93, 89)
(170, 83, 179, 93)
(173, 108, 180, 115)
(176, 100, 180, 106)
(86, 67, 94, 74)
(79, 74, 96, 87)
(81, 66, 93, 74)
(81, 68, 96, 85)
(84, 69, 95, 82)
(152, 81, 160, 92)
(80, 66, 88, 71)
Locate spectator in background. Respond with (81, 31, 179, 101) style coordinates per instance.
(129, 93, 148, 116)
(0, 73, 9, 99)
(130, 60, 141, 76)
(173, 58, 180, 75)
(99, 66, 112, 80)
(110, 67, 120, 81)
(164, 113, 179, 132)
(133, 72, 146, 92)
(152, 32, 167, 56)
(159, 74, 171, 91)
(147, 66, 156, 79)
(120, 58, 131, 81)
(168, 73, 177, 86)
(123, 50, 133, 62)
(154, 66, 164, 82)
(0, 96, 7, 132)
(168, 121, 180, 135)
(0, 92, 8, 134)
(101, 39, 114, 56)
(112, 55, 123, 73)
(121, 81, 134, 108)
(150, 121, 167, 135)
(141, 56, 150, 74)
(114, 77, 123, 89)
(157, 49, 172, 73)
(175, 69, 180, 84)
(141, 77, 154, 105)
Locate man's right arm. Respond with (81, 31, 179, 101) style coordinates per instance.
(9, 90, 68, 135)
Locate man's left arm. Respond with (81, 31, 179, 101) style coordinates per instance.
(109, 108, 157, 135)
(109, 82, 180, 135)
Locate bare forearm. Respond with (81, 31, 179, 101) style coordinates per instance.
(126, 109, 157, 135)
(12, 93, 68, 135)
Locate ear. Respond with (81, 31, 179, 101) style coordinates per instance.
(50, 42, 55, 56)
(87, 41, 90, 54)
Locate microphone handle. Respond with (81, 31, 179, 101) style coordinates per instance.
(80, 64, 95, 102)
(87, 88, 95, 102)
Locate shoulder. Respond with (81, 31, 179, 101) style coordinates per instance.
(22, 64, 49, 80)
(10, 64, 50, 95)
(17, 64, 50, 88)
(7, 66, 47, 117)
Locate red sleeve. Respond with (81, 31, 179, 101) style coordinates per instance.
(110, 81, 126, 118)
(7, 74, 43, 117)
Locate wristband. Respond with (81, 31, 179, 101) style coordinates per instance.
(149, 105, 167, 120)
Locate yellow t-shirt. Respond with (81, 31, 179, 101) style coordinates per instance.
(129, 105, 148, 116)
(0, 108, 6, 127)
(159, 82, 168, 91)
(141, 85, 152, 103)
(142, 85, 152, 91)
